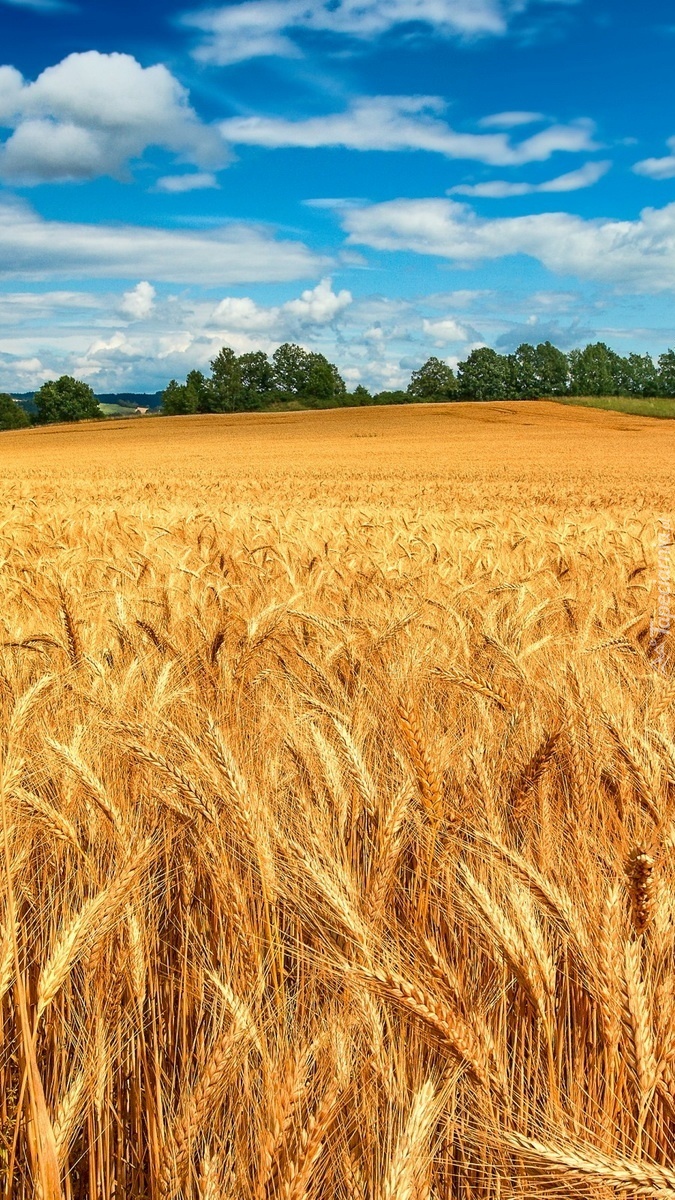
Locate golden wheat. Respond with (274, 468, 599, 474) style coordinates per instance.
(0, 402, 673, 1197)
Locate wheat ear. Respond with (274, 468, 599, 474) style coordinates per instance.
(503, 1130, 675, 1196)
(37, 837, 154, 1018)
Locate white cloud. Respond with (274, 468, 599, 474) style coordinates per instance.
(479, 111, 545, 128)
(83, 331, 141, 362)
(449, 159, 611, 197)
(120, 281, 156, 320)
(341, 197, 675, 292)
(0, 197, 324, 284)
(20, 279, 355, 386)
(0, 290, 102, 319)
(283, 276, 352, 323)
(422, 316, 470, 343)
(210, 296, 279, 332)
(220, 96, 596, 166)
(184, 0, 576, 64)
(0, 274, 667, 397)
(156, 172, 219, 192)
(209, 278, 352, 336)
(0, 51, 224, 184)
(633, 137, 675, 181)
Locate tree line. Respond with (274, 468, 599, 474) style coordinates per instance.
(162, 341, 675, 413)
(2, 339, 675, 429)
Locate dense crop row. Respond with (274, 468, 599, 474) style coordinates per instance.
(0, 425, 673, 1198)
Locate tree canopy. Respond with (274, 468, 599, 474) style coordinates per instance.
(35, 376, 101, 424)
(407, 357, 457, 401)
(150, 338, 675, 418)
(0, 393, 30, 430)
(162, 343, 348, 415)
(458, 348, 512, 400)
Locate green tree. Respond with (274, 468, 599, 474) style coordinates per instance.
(349, 384, 372, 405)
(568, 343, 623, 396)
(161, 379, 196, 415)
(510, 342, 569, 398)
(408, 357, 458, 401)
(271, 344, 346, 405)
(534, 341, 569, 396)
(207, 347, 243, 412)
(457, 348, 513, 400)
(35, 375, 101, 424)
(238, 351, 275, 409)
(372, 390, 409, 405)
(272, 343, 311, 398)
(185, 369, 209, 413)
(620, 353, 660, 397)
(509, 344, 539, 399)
(305, 352, 346, 404)
(0, 393, 30, 430)
(658, 349, 675, 398)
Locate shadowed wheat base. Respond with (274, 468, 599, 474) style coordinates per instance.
(0, 403, 674, 1198)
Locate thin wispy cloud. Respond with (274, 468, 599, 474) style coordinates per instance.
(633, 136, 675, 180)
(0, 198, 324, 283)
(478, 111, 545, 128)
(156, 172, 220, 192)
(0, 0, 72, 10)
(219, 96, 597, 165)
(449, 160, 611, 196)
(183, 0, 578, 63)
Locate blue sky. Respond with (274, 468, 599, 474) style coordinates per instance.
(0, 0, 674, 392)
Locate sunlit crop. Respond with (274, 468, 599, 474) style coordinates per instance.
(0, 402, 673, 1199)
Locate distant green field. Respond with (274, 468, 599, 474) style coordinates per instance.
(555, 394, 675, 419)
(96, 395, 675, 420)
(98, 403, 143, 416)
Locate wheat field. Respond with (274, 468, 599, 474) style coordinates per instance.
(0, 401, 674, 1199)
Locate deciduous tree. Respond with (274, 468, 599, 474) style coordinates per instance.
(0, 392, 30, 430)
(35, 376, 101, 424)
(658, 349, 675, 397)
(458, 348, 513, 400)
(207, 348, 243, 412)
(408, 357, 457, 401)
(568, 342, 623, 396)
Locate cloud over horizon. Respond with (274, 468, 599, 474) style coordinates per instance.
(341, 196, 675, 292)
(0, 197, 324, 282)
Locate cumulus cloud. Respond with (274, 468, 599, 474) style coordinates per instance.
(0, 51, 224, 184)
(0, 351, 54, 390)
(341, 196, 675, 292)
(184, 0, 576, 64)
(156, 172, 219, 192)
(120, 282, 156, 320)
(283, 277, 352, 323)
(0, 275, 658, 397)
(209, 278, 352, 337)
(17, 279, 354, 387)
(220, 96, 596, 166)
(210, 296, 279, 333)
(422, 316, 471, 343)
(449, 160, 611, 197)
(0, 197, 324, 283)
(633, 137, 675, 181)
